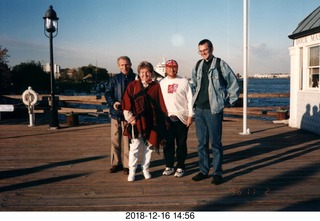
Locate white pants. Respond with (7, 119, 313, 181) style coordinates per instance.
(129, 137, 153, 172)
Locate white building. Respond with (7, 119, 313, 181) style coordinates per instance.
(43, 63, 61, 79)
(288, 6, 320, 135)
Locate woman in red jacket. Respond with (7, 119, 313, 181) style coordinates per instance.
(122, 61, 168, 182)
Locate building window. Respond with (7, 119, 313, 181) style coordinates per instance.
(308, 46, 319, 88)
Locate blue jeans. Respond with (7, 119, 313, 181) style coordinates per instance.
(194, 108, 223, 176)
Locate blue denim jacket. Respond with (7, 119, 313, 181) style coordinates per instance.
(192, 57, 240, 114)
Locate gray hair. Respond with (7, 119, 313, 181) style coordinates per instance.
(137, 61, 154, 74)
(117, 56, 132, 65)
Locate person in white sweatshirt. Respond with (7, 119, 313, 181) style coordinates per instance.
(160, 59, 194, 177)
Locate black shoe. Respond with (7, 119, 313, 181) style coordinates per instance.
(192, 172, 209, 181)
(109, 165, 123, 173)
(211, 175, 223, 185)
(123, 168, 129, 175)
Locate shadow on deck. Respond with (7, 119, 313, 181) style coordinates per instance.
(0, 117, 319, 211)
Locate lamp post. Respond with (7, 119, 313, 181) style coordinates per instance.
(43, 5, 59, 129)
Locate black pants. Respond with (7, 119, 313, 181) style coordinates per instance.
(163, 118, 189, 169)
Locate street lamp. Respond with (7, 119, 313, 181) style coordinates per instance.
(43, 5, 59, 129)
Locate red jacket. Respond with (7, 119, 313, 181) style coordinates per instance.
(122, 80, 168, 148)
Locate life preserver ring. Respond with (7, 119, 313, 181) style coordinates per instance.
(22, 87, 39, 106)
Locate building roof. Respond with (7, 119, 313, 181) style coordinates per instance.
(288, 6, 320, 39)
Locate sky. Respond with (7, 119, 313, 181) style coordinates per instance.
(0, 0, 319, 78)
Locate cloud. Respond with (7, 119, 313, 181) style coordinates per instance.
(249, 43, 289, 74)
(250, 43, 271, 57)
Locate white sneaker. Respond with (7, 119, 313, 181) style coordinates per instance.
(174, 168, 185, 178)
(143, 170, 151, 179)
(162, 167, 174, 176)
(128, 172, 135, 182)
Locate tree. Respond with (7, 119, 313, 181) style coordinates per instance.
(0, 45, 9, 64)
(59, 68, 71, 82)
(11, 61, 50, 93)
(71, 68, 84, 83)
(79, 64, 109, 83)
(96, 67, 109, 83)
(0, 46, 12, 94)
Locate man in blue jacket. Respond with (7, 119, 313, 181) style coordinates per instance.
(105, 56, 136, 175)
(192, 39, 240, 185)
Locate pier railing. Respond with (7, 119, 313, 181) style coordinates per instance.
(1, 93, 290, 120)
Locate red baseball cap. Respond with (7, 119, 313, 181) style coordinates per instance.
(165, 59, 178, 68)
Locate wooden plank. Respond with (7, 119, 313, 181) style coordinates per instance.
(2, 95, 107, 102)
(224, 107, 289, 119)
(239, 93, 290, 98)
(0, 118, 319, 211)
(2, 94, 289, 118)
(3, 93, 290, 101)
(58, 107, 109, 114)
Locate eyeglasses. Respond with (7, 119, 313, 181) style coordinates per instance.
(198, 48, 210, 54)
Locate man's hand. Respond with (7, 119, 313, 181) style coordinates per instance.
(113, 102, 122, 110)
(186, 117, 193, 127)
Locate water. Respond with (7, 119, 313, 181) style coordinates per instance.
(245, 78, 290, 108)
(1, 79, 289, 124)
(229, 78, 290, 121)
(247, 78, 290, 94)
(60, 78, 290, 123)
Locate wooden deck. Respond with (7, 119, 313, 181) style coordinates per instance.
(0, 116, 319, 211)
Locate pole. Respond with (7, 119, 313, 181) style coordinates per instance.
(49, 32, 59, 129)
(28, 104, 35, 127)
(240, 0, 250, 135)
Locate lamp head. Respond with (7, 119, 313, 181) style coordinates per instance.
(43, 5, 59, 34)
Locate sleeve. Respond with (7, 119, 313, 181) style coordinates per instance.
(186, 80, 194, 117)
(191, 65, 197, 94)
(105, 78, 116, 109)
(221, 60, 240, 105)
(122, 82, 135, 123)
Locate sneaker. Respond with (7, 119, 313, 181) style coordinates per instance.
(174, 168, 185, 178)
(128, 171, 135, 182)
(162, 167, 174, 176)
(143, 170, 151, 179)
(192, 172, 209, 181)
(211, 175, 223, 185)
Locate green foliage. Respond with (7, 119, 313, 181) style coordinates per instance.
(11, 61, 50, 93)
(77, 64, 109, 83)
(96, 67, 109, 83)
(56, 64, 109, 94)
(0, 46, 12, 93)
(0, 62, 12, 93)
(0, 49, 110, 94)
(0, 45, 9, 64)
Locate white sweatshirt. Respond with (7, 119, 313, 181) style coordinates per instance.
(160, 76, 194, 125)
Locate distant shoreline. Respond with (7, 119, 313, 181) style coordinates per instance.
(245, 73, 290, 79)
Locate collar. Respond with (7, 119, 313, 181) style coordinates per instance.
(204, 56, 214, 64)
